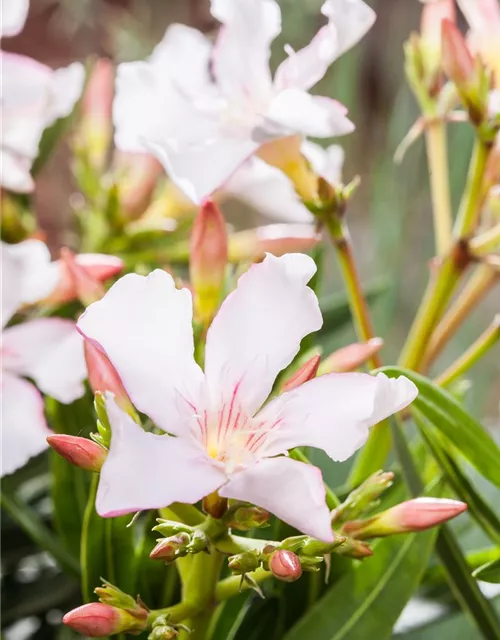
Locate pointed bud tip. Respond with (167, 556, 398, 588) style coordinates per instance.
(282, 354, 321, 392)
(398, 497, 468, 531)
(46, 434, 106, 472)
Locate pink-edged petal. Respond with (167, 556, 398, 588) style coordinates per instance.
(224, 158, 313, 222)
(302, 141, 344, 185)
(205, 253, 322, 415)
(258, 372, 418, 461)
(457, 0, 500, 36)
(1, 239, 56, 327)
(1, 373, 50, 477)
(321, 0, 376, 59)
(1, 0, 29, 37)
(96, 398, 226, 516)
(211, 0, 280, 105)
(266, 90, 354, 138)
(220, 456, 333, 542)
(2, 318, 86, 403)
(77, 270, 204, 435)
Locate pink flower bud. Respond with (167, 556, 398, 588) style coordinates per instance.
(336, 538, 374, 558)
(343, 497, 467, 539)
(269, 550, 302, 583)
(421, 0, 456, 47)
(149, 533, 191, 561)
(113, 151, 165, 220)
(281, 355, 321, 393)
(63, 602, 147, 637)
(77, 59, 114, 170)
(47, 434, 107, 472)
(84, 340, 134, 415)
(47, 251, 123, 306)
(441, 19, 475, 87)
(229, 224, 320, 263)
(190, 199, 228, 325)
(319, 339, 384, 375)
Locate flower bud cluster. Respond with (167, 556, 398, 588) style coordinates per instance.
(150, 520, 209, 563)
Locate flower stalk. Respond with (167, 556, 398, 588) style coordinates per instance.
(435, 316, 500, 387)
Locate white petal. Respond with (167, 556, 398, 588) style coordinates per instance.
(1, 373, 50, 477)
(258, 372, 418, 461)
(457, 0, 500, 36)
(266, 90, 354, 138)
(224, 158, 313, 222)
(301, 141, 344, 185)
(96, 398, 226, 517)
(0, 148, 34, 193)
(220, 456, 333, 542)
(321, 0, 376, 58)
(1, 239, 56, 327)
(274, 24, 339, 93)
(77, 270, 205, 434)
(1, 0, 29, 37)
(2, 319, 86, 403)
(205, 253, 322, 415)
(211, 0, 280, 104)
(48, 62, 85, 124)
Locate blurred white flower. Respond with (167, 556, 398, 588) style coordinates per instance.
(0, 240, 88, 476)
(1, 0, 29, 38)
(113, 0, 374, 203)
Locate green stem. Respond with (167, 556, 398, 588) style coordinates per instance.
(435, 318, 500, 387)
(214, 534, 273, 555)
(453, 140, 491, 239)
(324, 217, 382, 371)
(469, 221, 500, 255)
(215, 567, 271, 601)
(80, 474, 99, 601)
(1, 489, 79, 578)
(147, 601, 198, 625)
(425, 120, 453, 255)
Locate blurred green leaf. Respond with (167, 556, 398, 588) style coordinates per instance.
(473, 558, 500, 584)
(380, 367, 500, 490)
(284, 531, 436, 640)
(1, 489, 79, 578)
(415, 410, 500, 546)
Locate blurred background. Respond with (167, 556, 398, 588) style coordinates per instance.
(1, 0, 499, 638)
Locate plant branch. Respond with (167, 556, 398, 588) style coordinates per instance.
(425, 120, 453, 254)
(215, 567, 271, 602)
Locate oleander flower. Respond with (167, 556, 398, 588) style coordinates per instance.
(1, 240, 87, 476)
(77, 254, 417, 542)
(113, 0, 374, 203)
(0, 0, 84, 193)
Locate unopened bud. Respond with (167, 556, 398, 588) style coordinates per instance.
(153, 519, 193, 537)
(76, 59, 114, 170)
(202, 491, 228, 519)
(343, 497, 467, 539)
(336, 538, 373, 558)
(148, 615, 182, 640)
(269, 550, 302, 583)
(420, 0, 456, 77)
(46, 251, 123, 306)
(84, 341, 134, 416)
(227, 506, 270, 531)
(299, 535, 345, 557)
(318, 339, 384, 375)
(63, 602, 147, 637)
(281, 355, 321, 393)
(149, 533, 191, 562)
(441, 20, 475, 86)
(228, 224, 320, 263)
(190, 200, 228, 326)
(228, 551, 260, 575)
(113, 152, 165, 220)
(331, 471, 395, 525)
(47, 434, 106, 472)
(186, 530, 209, 554)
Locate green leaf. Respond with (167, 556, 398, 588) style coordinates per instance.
(80, 476, 138, 602)
(379, 367, 500, 490)
(473, 558, 500, 584)
(284, 531, 436, 640)
(1, 488, 79, 577)
(388, 416, 500, 640)
(414, 409, 500, 546)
